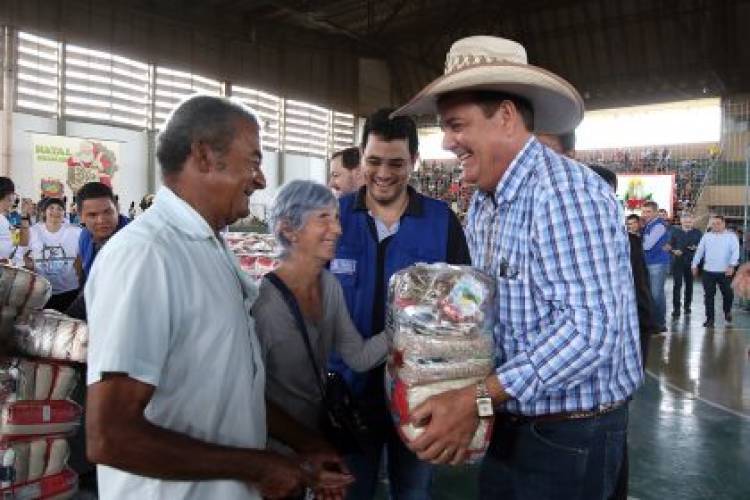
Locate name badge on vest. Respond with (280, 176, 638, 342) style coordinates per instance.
(331, 258, 356, 275)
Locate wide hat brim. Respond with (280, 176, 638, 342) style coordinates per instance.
(391, 62, 584, 134)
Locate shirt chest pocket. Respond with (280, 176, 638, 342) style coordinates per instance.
(492, 237, 531, 326)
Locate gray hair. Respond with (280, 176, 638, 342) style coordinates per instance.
(269, 180, 338, 256)
(156, 94, 260, 176)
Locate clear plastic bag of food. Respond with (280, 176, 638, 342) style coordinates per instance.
(385, 264, 496, 463)
(386, 263, 495, 337)
(14, 312, 88, 363)
(0, 358, 79, 404)
(385, 368, 493, 463)
(0, 435, 71, 488)
(0, 265, 52, 312)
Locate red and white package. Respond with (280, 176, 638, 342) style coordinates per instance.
(225, 232, 281, 281)
(1, 435, 71, 488)
(0, 467, 77, 499)
(0, 401, 81, 437)
(385, 264, 496, 463)
(236, 254, 280, 281)
(386, 367, 493, 463)
(1, 358, 78, 404)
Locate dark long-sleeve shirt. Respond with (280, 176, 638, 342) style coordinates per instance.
(629, 233, 659, 336)
(669, 227, 703, 266)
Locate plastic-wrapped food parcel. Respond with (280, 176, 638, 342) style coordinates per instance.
(385, 263, 495, 463)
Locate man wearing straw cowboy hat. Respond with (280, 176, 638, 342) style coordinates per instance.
(392, 36, 643, 499)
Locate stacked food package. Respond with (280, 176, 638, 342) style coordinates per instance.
(0, 264, 84, 498)
(385, 263, 495, 463)
(224, 232, 281, 282)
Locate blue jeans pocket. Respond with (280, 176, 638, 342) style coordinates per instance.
(529, 422, 589, 455)
(523, 422, 590, 496)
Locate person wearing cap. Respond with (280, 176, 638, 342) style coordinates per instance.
(391, 36, 642, 499)
(25, 197, 83, 312)
(328, 147, 364, 198)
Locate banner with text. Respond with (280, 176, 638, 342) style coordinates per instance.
(31, 134, 120, 202)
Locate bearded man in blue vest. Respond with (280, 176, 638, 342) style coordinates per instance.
(641, 201, 671, 332)
(330, 108, 470, 499)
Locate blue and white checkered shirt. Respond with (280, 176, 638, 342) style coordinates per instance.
(466, 137, 643, 416)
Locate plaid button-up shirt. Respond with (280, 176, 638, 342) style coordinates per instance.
(466, 137, 643, 415)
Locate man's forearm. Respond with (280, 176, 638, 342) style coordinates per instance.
(267, 400, 328, 453)
(88, 416, 279, 483)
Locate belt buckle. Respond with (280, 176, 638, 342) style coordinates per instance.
(567, 410, 596, 420)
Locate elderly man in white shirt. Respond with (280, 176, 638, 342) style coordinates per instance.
(692, 215, 740, 327)
(85, 95, 352, 500)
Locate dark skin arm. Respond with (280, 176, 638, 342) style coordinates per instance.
(266, 400, 354, 500)
(18, 199, 32, 247)
(74, 255, 84, 283)
(87, 374, 316, 498)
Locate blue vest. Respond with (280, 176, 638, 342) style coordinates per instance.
(330, 192, 450, 393)
(643, 218, 671, 266)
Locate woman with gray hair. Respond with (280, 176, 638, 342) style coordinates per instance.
(252, 180, 388, 449)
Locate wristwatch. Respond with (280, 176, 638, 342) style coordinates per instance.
(476, 380, 494, 418)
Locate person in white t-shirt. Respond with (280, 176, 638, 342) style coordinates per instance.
(25, 197, 83, 311)
(0, 177, 31, 261)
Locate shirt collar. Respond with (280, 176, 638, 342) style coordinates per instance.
(153, 186, 217, 241)
(353, 185, 423, 217)
(477, 135, 539, 206)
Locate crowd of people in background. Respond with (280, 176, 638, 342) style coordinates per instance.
(3, 34, 750, 500)
(0, 181, 162, 335)
(621, 206, 743, 330)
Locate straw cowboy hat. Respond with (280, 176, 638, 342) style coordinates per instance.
(391, 36, 584, 134)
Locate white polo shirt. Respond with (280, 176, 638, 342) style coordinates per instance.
(86, 186, 266, 500)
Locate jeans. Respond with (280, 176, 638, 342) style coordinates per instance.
(701, 271, 734, 321)
(672, 259, 694, 312)
(647, 264, 668, 327)
(479, 405, 628, 500)
(345, 420, 433, 500)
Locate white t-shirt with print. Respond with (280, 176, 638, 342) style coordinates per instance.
(28, 223, 82, 294)
(0, 214, 13, 259)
